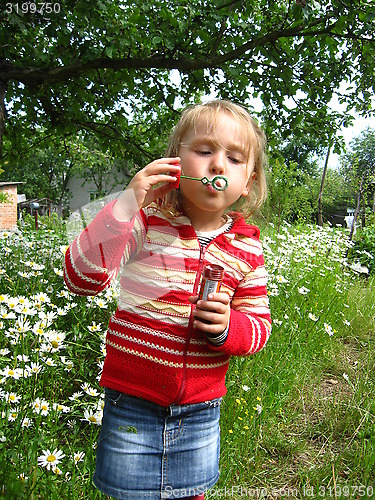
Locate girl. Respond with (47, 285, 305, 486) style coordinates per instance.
(64, 100, 271, 499)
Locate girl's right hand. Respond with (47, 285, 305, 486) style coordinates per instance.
(113, 158, 181, 221)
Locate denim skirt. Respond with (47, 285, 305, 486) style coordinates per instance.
(93, 388, 221, 499)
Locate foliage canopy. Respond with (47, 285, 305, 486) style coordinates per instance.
(340, 128, 375, 210)
(1, 0, 374, 166)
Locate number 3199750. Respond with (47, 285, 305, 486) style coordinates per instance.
(5, 3, 61, 14)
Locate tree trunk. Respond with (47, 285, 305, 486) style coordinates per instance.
(362, 193, 366, 227)
(317, 141, 332, 226)
(0, 79, 6, 159)
(349, 172, 365, 242)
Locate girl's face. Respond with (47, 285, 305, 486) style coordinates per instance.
(177, 112, 254, 220)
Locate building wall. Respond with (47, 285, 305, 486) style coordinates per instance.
(67, 175, 127, 213)
(66, 176, 92, 212)
(0, 185, 17, 230)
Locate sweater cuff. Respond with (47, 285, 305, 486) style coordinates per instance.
(205, 322, 229, 346)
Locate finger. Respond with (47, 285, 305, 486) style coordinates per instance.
(145, 159, 181, 174)
(196, 299, 227, 314)
(205, 292, 230, 305)
(193, 317, 228, 334)
(194, 309, 218, 323)
(145, 174, 180, 186)
(188, 295, 199, 304)
(155, 157, 181, 164)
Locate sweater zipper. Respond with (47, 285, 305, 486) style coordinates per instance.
(174, 244, 206, 404)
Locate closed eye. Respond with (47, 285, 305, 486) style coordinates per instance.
(229, 156, 242, 164)
(229, 155, 247, 165)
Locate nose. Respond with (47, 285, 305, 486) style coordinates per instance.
(209, 150, 226, 174)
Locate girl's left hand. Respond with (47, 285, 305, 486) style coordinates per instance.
(189, 293, 230, 335)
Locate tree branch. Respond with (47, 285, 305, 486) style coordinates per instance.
(0, 8, 357, 87)
(74, 120, 154, 159)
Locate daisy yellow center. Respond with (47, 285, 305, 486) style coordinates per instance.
(51, 341, 59, 348)
(89, 416, 97, 422)
(47, 454, 56, 462)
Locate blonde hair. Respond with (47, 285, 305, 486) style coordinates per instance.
(161, 99, 267, 218)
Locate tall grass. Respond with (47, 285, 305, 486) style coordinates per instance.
(0, 217, 374, 499)
(217, 223, 375, 498)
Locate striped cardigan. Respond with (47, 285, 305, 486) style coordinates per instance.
(64, 201, 271, 406)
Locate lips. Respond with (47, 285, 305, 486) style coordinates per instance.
(205, 183, 217, 193)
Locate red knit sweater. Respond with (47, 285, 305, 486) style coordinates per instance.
(64, 201, 271, 406)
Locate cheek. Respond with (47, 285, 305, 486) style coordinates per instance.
(182, 158, 201, 176)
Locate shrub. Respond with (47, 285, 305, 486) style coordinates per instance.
(349, 221, 375, 275)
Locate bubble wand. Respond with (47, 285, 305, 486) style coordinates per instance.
(171, 171, 228, 191)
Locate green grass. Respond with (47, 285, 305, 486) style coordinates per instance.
(217, 224, 375, 498)
(0, 218, 374, 499)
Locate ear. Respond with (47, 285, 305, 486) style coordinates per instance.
(242, 172, 256, 196)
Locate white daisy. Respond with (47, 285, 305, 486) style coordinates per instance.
(56, 308, 67, 316)
(253, 404, 262, 414)
(93, 297, 108, 308)
(25, 362, 44, 375)
(81, 383, 100, 397)
(32, 292, 50, 304)
(46, 330, 66, 351)
(43, 357, 57, 367)
(5, 392, 21, 405)
(87, 322, 102, 332)
(33, 398, 50, 416)
(69, 391, 83, 401)
(37, 449, 65, 471)
(8, 410, 18, 422)
(21, 417, 33, 428)
(324, 323, 334, 336)
(0, 309, 16, 320)
(1, 366, 22, 380)
(82, 409, 102, 425)
(60, 357, 74, 371)
(6, 297, 19, 309)
(276, 275, 288, 283)
(52, 403, 70, 413)
(72, 451, 85, 464)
